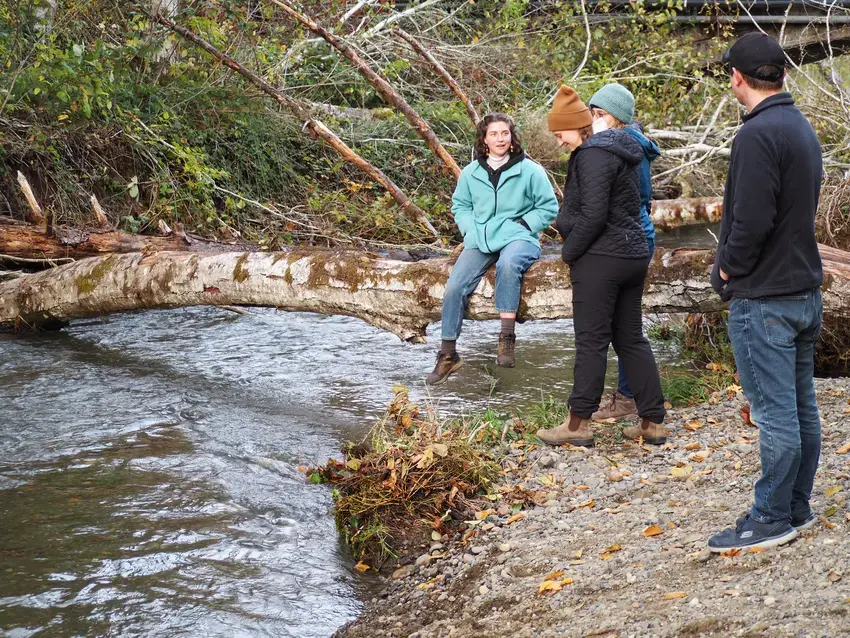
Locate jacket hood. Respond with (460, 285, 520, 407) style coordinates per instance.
(580, 128, 643, 165)
(624, 124, 660, 162)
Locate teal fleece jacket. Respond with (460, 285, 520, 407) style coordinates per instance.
(451, 157, 559, 253)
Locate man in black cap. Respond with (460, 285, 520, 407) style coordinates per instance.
(708, 32, 824, 552)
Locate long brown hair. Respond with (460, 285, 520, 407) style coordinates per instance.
(473, 113, 523, 159)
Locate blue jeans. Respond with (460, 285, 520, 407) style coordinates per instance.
(617, 238, 655, 397)
(727, 289, 822, 524)
(441, 241, 541, 340)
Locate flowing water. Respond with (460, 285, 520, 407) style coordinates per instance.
(0, 231, 711, 637)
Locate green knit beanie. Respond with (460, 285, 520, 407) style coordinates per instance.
(589, 83, 635, 125)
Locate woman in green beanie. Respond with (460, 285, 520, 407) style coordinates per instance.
(587, 83, 662, 424)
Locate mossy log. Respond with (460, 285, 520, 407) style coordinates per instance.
(2, 245, 850, 341)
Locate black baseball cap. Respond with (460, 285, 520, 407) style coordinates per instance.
(721, 33, 786, 80)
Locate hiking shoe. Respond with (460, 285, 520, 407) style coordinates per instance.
(792, 513, 817, 532)
(736, 511, 818, 533)
(496, 333, 516, 368)
(536, 413, 594, 448)
(623, 418, 667, 445)
(592, 392, 637, 421)
(426, 352, 463, 386)
(708, 514, 798, 553)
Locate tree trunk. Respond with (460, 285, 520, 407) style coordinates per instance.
(154, 14, 440, 240)
(649, 197, 723, 232)
(270, 0, 462, 179)
(0, 222, 255, 260)
(3, 245, 849, 340)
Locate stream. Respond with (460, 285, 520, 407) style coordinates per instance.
(0, 226, 714, 637)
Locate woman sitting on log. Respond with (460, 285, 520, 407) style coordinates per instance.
(535, 86, 667, 447)
(426, 113, 559, 385)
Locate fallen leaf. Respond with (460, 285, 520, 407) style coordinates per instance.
(721, 548, 742, 557)
(671, 465, 693, 478)
(431, 530, 442, 541)
(684, 443, 702, 451)
(824, 506, 840, 517)
(662, 591, 688, 600)
(837, 441, 850, 455)
(747, 547, 765, 554)
(544, 570, 565, 580)
(643, 524, 664, 537)
(723, 589, 742, 597)
(354, 561, 370, 573)
(684, 420, 704, 432)
(577, 499, 596, 509)
(432, 443, 449, 457)
(68, 497, 81, 504)
(828, 571, 843, 583)
(569, 559, 586, 565)
(506, 513, 526, 525)
(476, 509, 493, 521)
(600, 552, 614, 560)
(574, 550, 583, 559)
(826, 486, 841, 498)
(664, 401, 673, 410)
(575, 485, 590, 491)
(707, 417, 719, 425)
(345, 459, 362, 471)
(819, 515, 838, 529)
(689, 452, 709, 463)
(538, 577, 574, 595)
(604, 544, 623, 553)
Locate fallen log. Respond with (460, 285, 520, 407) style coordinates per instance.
(2, 245, 849, 341)
(0, 197, 725, 260)
(0, 223, 257, 260)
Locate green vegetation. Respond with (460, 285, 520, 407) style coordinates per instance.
(1, 1, 740, 247)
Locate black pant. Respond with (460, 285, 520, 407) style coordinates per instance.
(569, 253, 666, 423)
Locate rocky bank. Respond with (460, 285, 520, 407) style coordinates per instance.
(336, 379, 850, 638)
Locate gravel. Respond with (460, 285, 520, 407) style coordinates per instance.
(337, 379, 850, 638)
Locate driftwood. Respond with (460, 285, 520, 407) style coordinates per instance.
(2, 244, 850, 340)
(0, 197, 724, 260)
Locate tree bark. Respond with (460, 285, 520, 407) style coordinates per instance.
(154, 13, 440, 240)
(0, 222, 255, 260)
(393, 28, 480, 126)
(269, 0, 462, 179)
(650, 197, 723, 232)
(3, 245, 849, 340)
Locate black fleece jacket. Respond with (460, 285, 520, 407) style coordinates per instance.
(710, 93, 823, 300)
(556, 129, 648, 264)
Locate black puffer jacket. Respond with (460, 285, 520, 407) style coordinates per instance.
(556, 129, 648, 265)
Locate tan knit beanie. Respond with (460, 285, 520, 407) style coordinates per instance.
(547, 85, 592, 131)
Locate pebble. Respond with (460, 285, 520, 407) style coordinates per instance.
(764, 596, 777, 607)
(479, 585, 489, 596)
(415, 553, 432, 567)
(392, 565, 416, 580)
(470, 545, 486, 555)
(608, 470, 623, 482)
(499, 543, 512, 553)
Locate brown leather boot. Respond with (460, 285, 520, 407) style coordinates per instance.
(496, 333, 516, 368)
(536, 412, 594, 448)
(592, 392, 637, 421)
(623, 418, 667, 445)
(426, 352, 463, 385)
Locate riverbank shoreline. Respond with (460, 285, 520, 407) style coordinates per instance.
(336, 379, 850, 638)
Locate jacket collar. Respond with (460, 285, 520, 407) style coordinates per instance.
(471, 154, 524, 187)
(743, 92, 795, 122)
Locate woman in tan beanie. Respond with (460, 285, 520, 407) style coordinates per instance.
(536, 85, 667, 448)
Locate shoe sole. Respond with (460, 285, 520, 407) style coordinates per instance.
(592, 412, 638, 422)
(537, 437, 594, 448)
(426, 360, 463, 386)
(793, 517, 817, 532)
(708, 528, 799, 553)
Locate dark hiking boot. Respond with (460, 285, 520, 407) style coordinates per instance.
(497, 333, 516, 368)
(592, 392, 638, 421)
(426, 352, 463, 386)
(623, 418, 667, 445)
(708, 514, 798, 553)
(536, 413, 594, 448)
